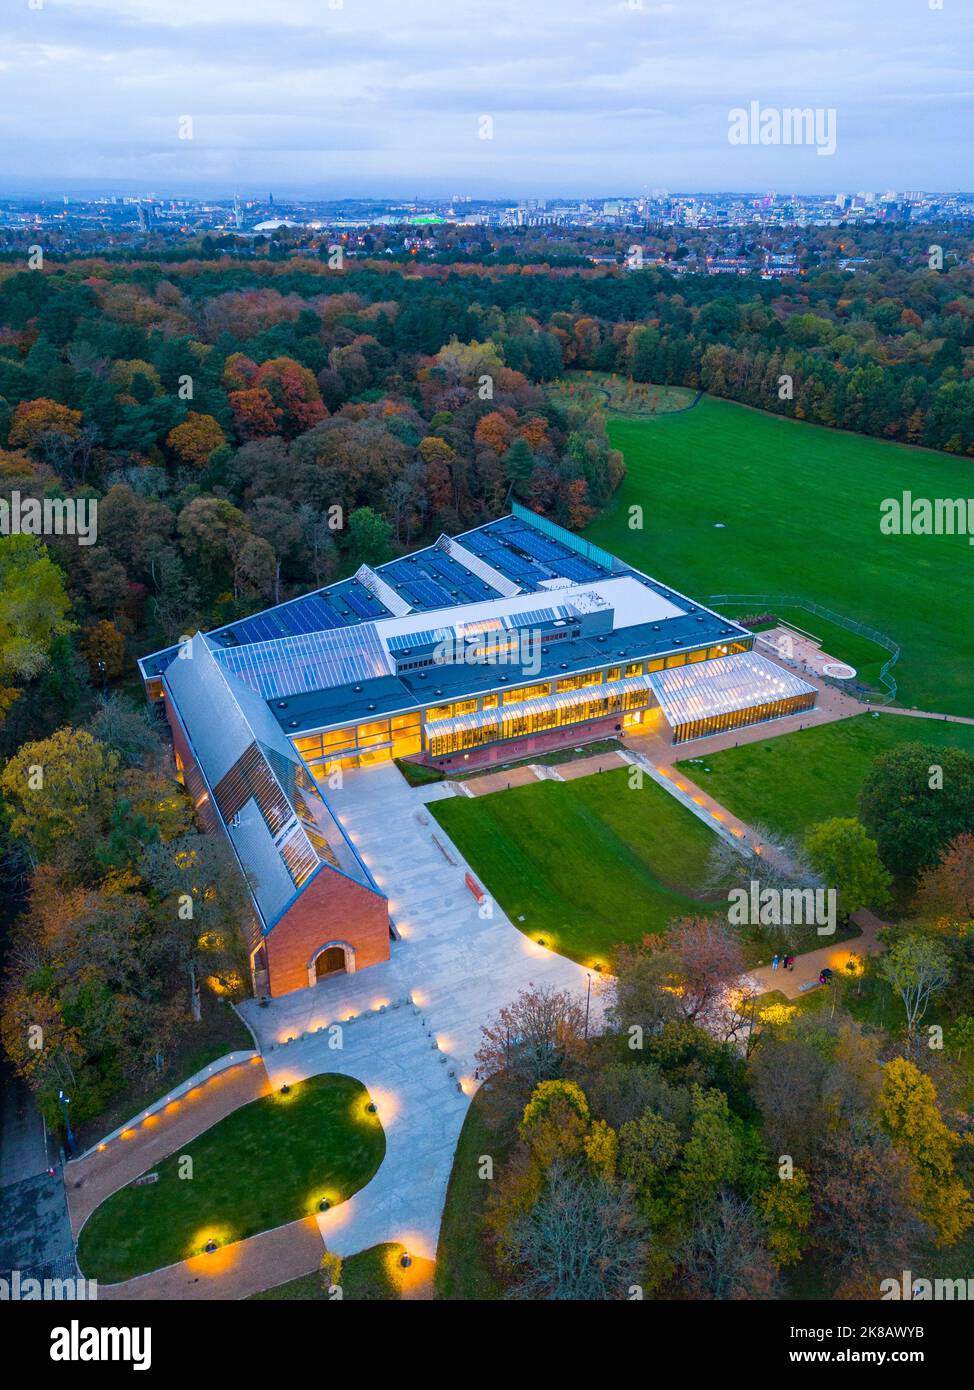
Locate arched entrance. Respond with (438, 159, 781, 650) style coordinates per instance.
(316, 946, 347, 979)
(307, 940, 356, 986)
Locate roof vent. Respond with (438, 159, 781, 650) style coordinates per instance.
(367, 704, 376, 712)
(288, 719, 299, 729)
(277, 700, 288, 709)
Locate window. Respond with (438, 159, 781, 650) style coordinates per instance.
(624, 661, 643, 677)
(503, 682, 550, 705)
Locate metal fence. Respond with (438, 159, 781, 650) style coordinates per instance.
(707, 594, 900, 704)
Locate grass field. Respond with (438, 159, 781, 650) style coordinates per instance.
(429, 766, 722, 966)
(77, 1073, 385, 1284)
(584, 396, 974, 715)
(676, 712, 974, 843)
(547, 371, 698, 416)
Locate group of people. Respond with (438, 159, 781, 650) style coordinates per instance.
(770, 953, 795, 972)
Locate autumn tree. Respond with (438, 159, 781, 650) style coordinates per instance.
(166, 411, 226, 468)
(9, 397, 82, 452)
(0, 726, 120, 863)
(916, 832, 974, 924)
(81, 620, 125, 683)
(879, 1057, 974, 1247)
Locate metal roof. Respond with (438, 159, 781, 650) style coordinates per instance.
(212, 623, 392, 700)
(649, 651, 816, 728)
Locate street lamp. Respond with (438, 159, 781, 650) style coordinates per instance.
(58, 1089, 76, 1157)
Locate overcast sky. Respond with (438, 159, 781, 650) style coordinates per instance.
(1, 0, 971, 197)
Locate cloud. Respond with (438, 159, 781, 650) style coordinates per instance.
(0, 0, 971, 193)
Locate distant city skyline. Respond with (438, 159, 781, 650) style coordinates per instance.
(1, 0, 971, 195)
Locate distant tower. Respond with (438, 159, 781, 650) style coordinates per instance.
(234, 195, 243, 230)
(268, 191, 274, 206)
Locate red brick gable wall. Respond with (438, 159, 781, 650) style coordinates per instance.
(264, 867, 390, 996)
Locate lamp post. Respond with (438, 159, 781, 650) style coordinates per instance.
(58, 1089, 76, 1157)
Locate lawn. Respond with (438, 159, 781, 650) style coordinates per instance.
(430, 766, 722, 966)
(676, 712, 974, 843)
(251, 1243, 423, 1300)
(76, 1073, 385, 1284)
(435, 1087, 508, 1300)
(585, 396, 974, 715)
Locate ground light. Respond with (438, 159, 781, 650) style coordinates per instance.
(399, 1253, 412, 1269)
(366, 1101, 377, 1114)
(280, 1084, 290, 1095)
(205, 1240, 218, 1254)
(318, 1198, 330, 1212)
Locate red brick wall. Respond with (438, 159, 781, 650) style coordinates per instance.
(264, 867, 390, 997)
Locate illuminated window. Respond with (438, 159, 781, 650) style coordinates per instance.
(624, 661, 643, 677)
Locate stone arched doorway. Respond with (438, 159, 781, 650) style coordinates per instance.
(308, 940, 356, 986)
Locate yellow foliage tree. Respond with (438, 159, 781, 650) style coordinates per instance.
(879, 1057, 974, 1247)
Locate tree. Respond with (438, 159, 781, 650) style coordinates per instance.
(805, 817, 891, 918)
(760, 1169, 812, 1268)
(8, 397, 81, 452)
(674, 1191, 779, 1299)
(476, 984, 586, 1118)
(879, 933, 952, 1051)
(81, 621, 125, 683)
(501, 1159, 649, 1300)
(166, 411, 226, 468)
(879, 1057, 974, 1247)
(667, 916, 747, 1028)
(344, 506, 392, 568)
(809, 1114, 924, 1298)
(859, 743, 974, 880)
(0, 727, 120, 863)
(915, 832, 974, 924)
(0, 536, 72, 711)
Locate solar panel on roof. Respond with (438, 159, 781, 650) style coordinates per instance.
(402, 578, 453, 607)
(555, 556, 603, 581)
(345, 589, 386, 620)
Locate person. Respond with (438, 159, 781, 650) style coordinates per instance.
(787, 955, 795, 971)
(772, 953, 780, 971)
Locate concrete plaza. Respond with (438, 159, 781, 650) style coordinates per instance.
(238, 761, 603, 1261)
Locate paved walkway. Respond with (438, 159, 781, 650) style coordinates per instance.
(98, 1216, 324, 1302)
(236, 763, 601, 1267)
(747, 909, 887, 999)
(65, 1057, 270, 1237)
